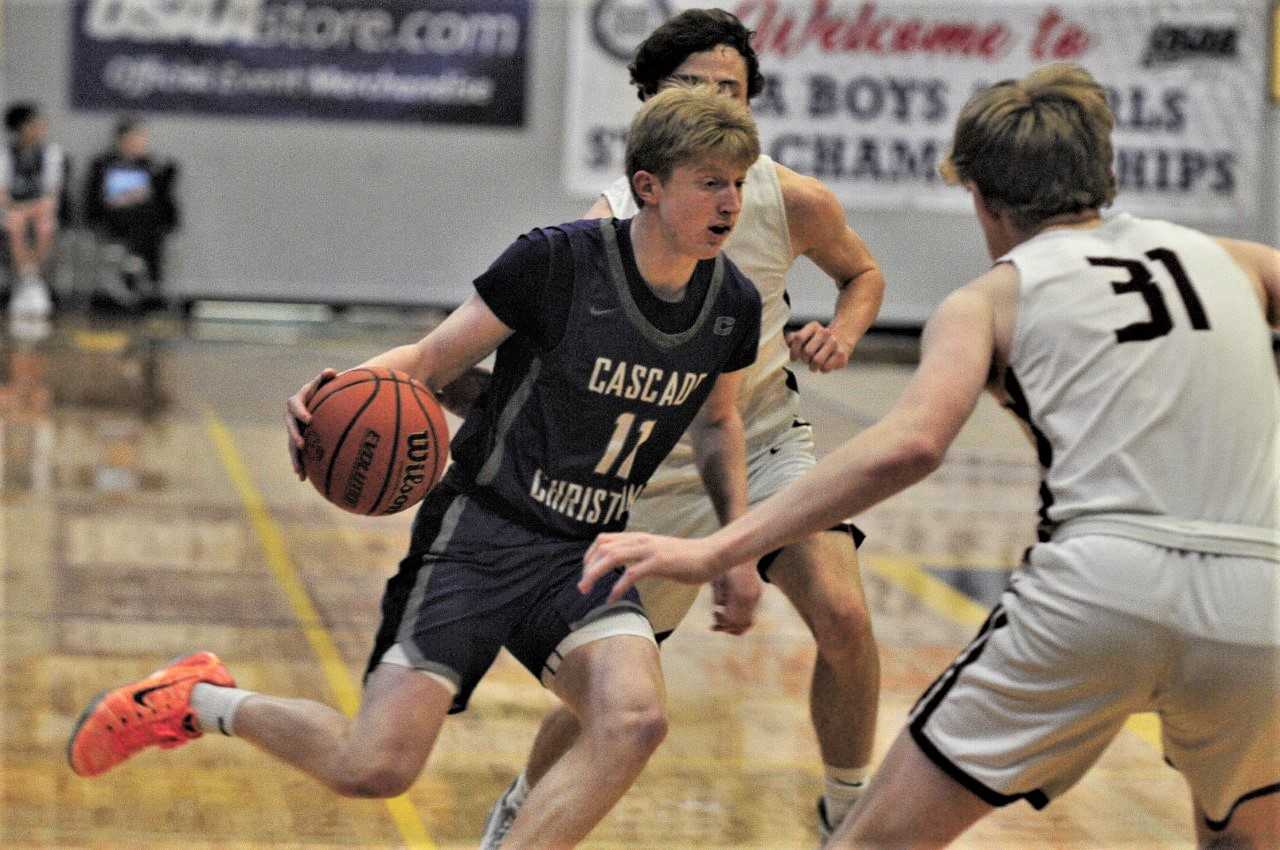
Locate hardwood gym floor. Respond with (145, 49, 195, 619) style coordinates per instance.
(1, 308, 1201, 848)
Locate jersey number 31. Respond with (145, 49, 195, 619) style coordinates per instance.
(1088, 249, 1210, 343)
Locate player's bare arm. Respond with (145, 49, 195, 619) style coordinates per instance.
(1217, 237, 1280, 329)
(285, 294, 512, 477)
(683, 368, 761, 634)
(583, 281, 997, 601)
(778, 165, 886, 372)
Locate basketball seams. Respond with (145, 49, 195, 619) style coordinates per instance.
(408, 382, 449, 488)
(309, 380, 377, 414)
(303, 366, 448, 515)
(323, 372, 382, 503)
(368, 377, 405, 515)
(307, 370, 426, 418)
(308, 367, 387, 413)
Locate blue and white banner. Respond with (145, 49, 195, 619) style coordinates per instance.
(70, 0, 530, 125)
(565, 0, 1268, 221)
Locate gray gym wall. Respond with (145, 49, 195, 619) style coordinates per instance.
(2, 0, 1277, 325)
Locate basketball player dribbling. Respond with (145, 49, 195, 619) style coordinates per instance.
(583, 64, 1280, 849)
(67, 84, 765, 850)
(481, 12, 888, 845)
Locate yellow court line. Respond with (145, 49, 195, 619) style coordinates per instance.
(862, 553, 1163, 752)
(205, 411, 435, 850)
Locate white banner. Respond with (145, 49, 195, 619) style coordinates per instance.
(564, 0, 1267, 221)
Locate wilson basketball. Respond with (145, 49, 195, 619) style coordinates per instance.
(301, 367, 449, 516)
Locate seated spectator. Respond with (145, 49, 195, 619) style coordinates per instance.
(84, 117, 180, 307)
(2, 102, 64, 320)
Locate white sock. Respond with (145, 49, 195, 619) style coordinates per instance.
(508, 771, 530, 806)
(822, 765, 869, 829)
(190, 683, 256, 736)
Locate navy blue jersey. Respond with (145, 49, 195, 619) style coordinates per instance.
(444, 217, 761, 538)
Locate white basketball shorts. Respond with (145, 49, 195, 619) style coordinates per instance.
(625, 421, 819, 636)
(908, 534, 1280, 829)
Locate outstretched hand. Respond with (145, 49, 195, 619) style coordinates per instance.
(284, 368, 337, 479)
(580, 532, 723, 603)
(785, 321, 854, 372)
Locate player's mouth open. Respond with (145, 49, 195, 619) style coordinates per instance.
(709, 224, 732, 236)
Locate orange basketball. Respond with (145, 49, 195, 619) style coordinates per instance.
(301, 367, 449, 516)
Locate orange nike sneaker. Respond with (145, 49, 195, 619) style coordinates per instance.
(67, 651, 235, 778)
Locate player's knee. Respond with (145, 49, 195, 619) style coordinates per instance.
(810, 593, 873, 659)
(330, 761, 418, 799)
(593, 701, 668, 758)
(621, 703, 668, 754)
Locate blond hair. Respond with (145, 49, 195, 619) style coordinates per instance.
(625, 83, 760, 207)
(941, 64, 1116, 231)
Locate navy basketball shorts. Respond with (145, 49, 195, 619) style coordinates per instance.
(365, 483, 649, 713)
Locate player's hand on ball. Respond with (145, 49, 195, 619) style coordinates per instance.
(581, 532, 721, 603)
(295, 367, 449, 515)
(785, 321, 853, 372)
(285, 367, 338, 479)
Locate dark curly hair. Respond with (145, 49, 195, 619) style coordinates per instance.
(628, 9, 765, 103)
(4, 102, 39, 134)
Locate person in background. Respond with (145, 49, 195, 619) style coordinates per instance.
(84, 116, 180, 309)
(2, 102, 64, 321)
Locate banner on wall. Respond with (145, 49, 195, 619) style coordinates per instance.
(566, 0, 1267, 221)
(70, 0, 529, 125)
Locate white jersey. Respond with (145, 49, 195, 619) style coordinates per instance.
(603, 154, 800, 486)
(999, 213, 1279, 558)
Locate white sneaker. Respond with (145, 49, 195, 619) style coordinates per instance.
(479, 777, 524, 850)
(10, 276, 52, 319)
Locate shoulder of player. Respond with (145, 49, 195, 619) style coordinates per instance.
(583, 194, 614, 220)
(934, 264, 1017, 325)
(919, 274, 1008, 370)
(1215, 235, 1280, 325)
(1214, 235, 1279, 276)
(960, 262, 1019, 305)
(773, 162, 846, 250)
(774, 162, 841, 222)
(523, 218, 599, 245)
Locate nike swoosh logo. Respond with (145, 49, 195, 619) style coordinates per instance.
(133, 676, 196, 708)
(589, 305, 618, 317)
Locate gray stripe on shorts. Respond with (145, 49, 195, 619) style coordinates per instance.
(476, 359, 541, 486)
(569, 599, 648, 631)
(395, 493, 469, 671)
(413, 659, 462, 691)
